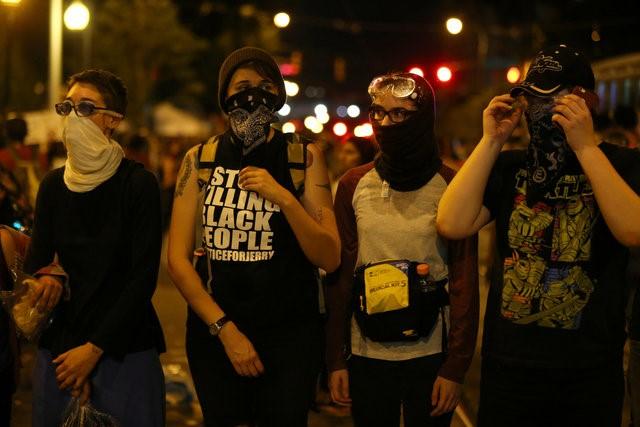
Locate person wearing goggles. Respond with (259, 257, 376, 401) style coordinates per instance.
(437, 44, 640, 426)
(26, 69, 165, 426)
(325, 72, 479, 426)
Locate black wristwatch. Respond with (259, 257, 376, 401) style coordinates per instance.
(208, 316, 230, 337)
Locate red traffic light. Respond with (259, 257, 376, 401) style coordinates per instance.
(436, 66, 452, 82)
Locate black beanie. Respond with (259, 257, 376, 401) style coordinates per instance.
(218, 47, 286, 113)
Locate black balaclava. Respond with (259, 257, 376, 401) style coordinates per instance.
(372, 74, 441, 192)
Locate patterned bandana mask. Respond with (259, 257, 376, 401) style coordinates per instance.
(225, 87, 279, 156)
(524, 97, 571, 194)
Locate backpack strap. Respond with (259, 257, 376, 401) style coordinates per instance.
(284, 131, 308, 197)
(193, 136, 220, 279)
(197, 136, 220, 188)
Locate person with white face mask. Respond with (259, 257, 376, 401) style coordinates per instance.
(24, 69, 165, 427)
(437, 44, 640, 426)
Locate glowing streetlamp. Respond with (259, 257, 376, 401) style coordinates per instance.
(314, 104, 328, 116)
(333, 122, 348, 137)
(506, 67, 521, 84)
(282, 122, 296, 133)
(284, 80, 299, 97)
(278, 104, 291, 116)
(408, 67, 425, 78)
(64, 1, 90, 31)
(354, 123, 373, 137)
(274, 12, 290, 28)
(347, 105, 360, 118)
(304, 116, 323, 134)
(446, 17, 463, 35)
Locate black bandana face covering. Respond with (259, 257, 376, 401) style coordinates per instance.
(373, 107, 442, 192)
(225, 87, 279, 156)
(524, 96, 571, 194)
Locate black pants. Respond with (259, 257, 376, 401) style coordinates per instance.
(349, 353, 453, 427)
(186, 316, 321, 427)
(478, 357, 624, 427)
(0, 362, 15, 427)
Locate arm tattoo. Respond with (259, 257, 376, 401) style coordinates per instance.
(314, 207, 324, 223)
(315, 183, 332, 192)
(175, 155, 193, 197)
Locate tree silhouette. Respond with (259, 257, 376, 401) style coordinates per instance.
(91, 0, 208, 127)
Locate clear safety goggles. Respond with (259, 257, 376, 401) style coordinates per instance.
(368, 75, 420, 101)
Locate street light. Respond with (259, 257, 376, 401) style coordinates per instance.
(314, 104, 328, 116)
(446, 17, 463, 35)
(64, 1, 92, 69)
(274, 12, 290, 28)
(1, 0, 22, 115)
(354, 123, 373, 137)
(304, 116, 323, 134)
(333, 122, 348, 137)
(408, 67, 425, 78)
(278, 104, 291, 116)
(282, 122, 296, 133)
(64, 1, 90, 31)
(506, 67, 521, 84)
(284, 80, 299, 97)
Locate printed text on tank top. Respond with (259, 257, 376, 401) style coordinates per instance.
(202, 165, 281, 262)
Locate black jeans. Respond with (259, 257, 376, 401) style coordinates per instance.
(349, 353, 453, 427)
(0, 362, 15, 427)
(186, 316, 321, 427)
(478, 357, 624, 427)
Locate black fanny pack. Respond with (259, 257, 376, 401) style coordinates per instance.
(353, 260, 449, 343)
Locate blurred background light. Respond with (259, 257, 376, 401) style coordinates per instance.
(446, 17, 463, 35)
(64, 1, 90, 31)
(273, 12, 290, 28)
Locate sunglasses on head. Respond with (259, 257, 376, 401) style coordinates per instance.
(55, 100, 123, 118)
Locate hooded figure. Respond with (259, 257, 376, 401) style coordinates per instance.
(370, 72, 442, 192)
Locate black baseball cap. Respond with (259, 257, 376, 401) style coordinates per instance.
(511, 44, 595, 97)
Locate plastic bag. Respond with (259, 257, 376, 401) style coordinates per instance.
(0, 254, 53, 341)
(60, 398, 119, 427)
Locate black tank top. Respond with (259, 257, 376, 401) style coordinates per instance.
(191, 131, 318, 342)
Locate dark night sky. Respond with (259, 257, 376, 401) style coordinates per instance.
(175, 0, 640, 105)
(4, 0, 640, 112)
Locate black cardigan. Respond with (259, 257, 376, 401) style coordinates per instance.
(25, 159, 165, 358)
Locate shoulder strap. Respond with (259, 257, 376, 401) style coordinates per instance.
(194, 135, 221, 277)
(197, 135, 220, 188)
(284, 131, 308, 197)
